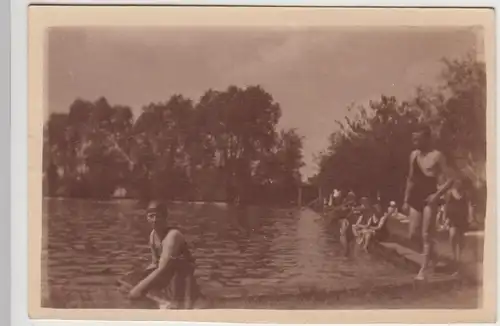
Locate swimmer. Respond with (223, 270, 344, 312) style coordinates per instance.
(402, 126, 453, 280)
(128, 201, 203, 309)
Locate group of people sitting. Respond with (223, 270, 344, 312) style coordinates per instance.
(327, 191, 395, 256)
(327, 172, 475, 278)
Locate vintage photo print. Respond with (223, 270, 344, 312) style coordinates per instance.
(28, 5, 496, 324)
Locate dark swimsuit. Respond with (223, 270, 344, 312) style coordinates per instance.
(150, 228, 203, 309)
(370, 214, 389, 241)
(446, 193, 469, 231)
(408, 154, 438, 213)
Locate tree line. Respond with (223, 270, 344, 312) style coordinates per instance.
(43, 85, 305, 205)
(310, 54, 487, 217)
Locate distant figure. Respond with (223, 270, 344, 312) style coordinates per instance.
(402, 126, 453, 280)
(388, 201, 398, 216)
(128, 201, 203, 309)
(336, 192, 357, 257)
(352, 197, 373, 250)
(444, 177, 474, 276)
(333, 189, 342, 199)
(361, 203, 390, 252)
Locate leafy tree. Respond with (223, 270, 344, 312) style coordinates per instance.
(196, 85, 282, 203)
(254, 128, 304, 204)
(43, 85, 303, 206)
(313, 54, 486, 212)
(131, 95, 196, 200)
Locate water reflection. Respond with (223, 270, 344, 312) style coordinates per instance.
(43, 199, 407, 301)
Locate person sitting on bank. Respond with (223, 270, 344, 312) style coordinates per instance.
(352, 197, 373, 248)
(388, 201, 397, 216)
(128, 201, 203, 309)
(362, 203, 390, 251)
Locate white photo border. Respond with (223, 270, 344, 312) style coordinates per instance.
(11, 1, 499, 326)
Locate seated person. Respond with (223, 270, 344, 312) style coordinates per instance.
(362, 203, 390, 251)
(388, 201, 398, 216)
(352, 197, 373, 246)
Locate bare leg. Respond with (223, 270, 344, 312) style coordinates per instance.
(418, 204, 437, 279)
(408, 207, 423, 250)
(455, 229, 465, 274)
(364, 231, 373, 251)
(449, 226, 459, 270)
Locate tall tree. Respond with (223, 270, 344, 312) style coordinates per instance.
(313, 54, 486, 209)
(132, 95, 196, 200)
(197, 85, 282, 203)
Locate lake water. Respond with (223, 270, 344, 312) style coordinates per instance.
(41, 199, 409, 308)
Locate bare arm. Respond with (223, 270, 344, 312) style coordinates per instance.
(404, 151, 417, 205)
(374, 214, 389, 230)
(149, 232, 159, 267)
(432, 152, 454, 199)
(354, 215, 363, 226)
(467, 194, 475, 222)
(362, 216, 372, 228)
(130, 230, 183, 297)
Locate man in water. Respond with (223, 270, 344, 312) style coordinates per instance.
(402, 126, 453, 280)
(128, 201, 203, 308)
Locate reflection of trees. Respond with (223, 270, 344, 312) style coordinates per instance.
(44, 86, 304, 205)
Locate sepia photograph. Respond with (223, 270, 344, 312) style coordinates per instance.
(27, 5, 496, 323)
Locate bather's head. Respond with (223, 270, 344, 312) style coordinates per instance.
(146, 200, 169, 232)
(387, 201, 397, 214)
(360, 197, 371, 210)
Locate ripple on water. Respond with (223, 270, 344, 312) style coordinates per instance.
(43, 199, 409, 304)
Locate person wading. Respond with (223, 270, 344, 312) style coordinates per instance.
(402, 126, 453, 280)
(128, 201, 203, 308)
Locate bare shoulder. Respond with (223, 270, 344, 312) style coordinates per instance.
(163, 229, 184, 245)
(432, 149, 444, 156)
(410, 150, 419, 160)
(431, 150, 446, 162)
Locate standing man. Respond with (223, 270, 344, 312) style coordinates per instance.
(402, 126, 454, 280)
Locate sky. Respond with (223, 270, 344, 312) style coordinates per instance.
(47, 26, 480, 179)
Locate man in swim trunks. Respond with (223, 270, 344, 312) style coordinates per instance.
(402, 126, 454, 280)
